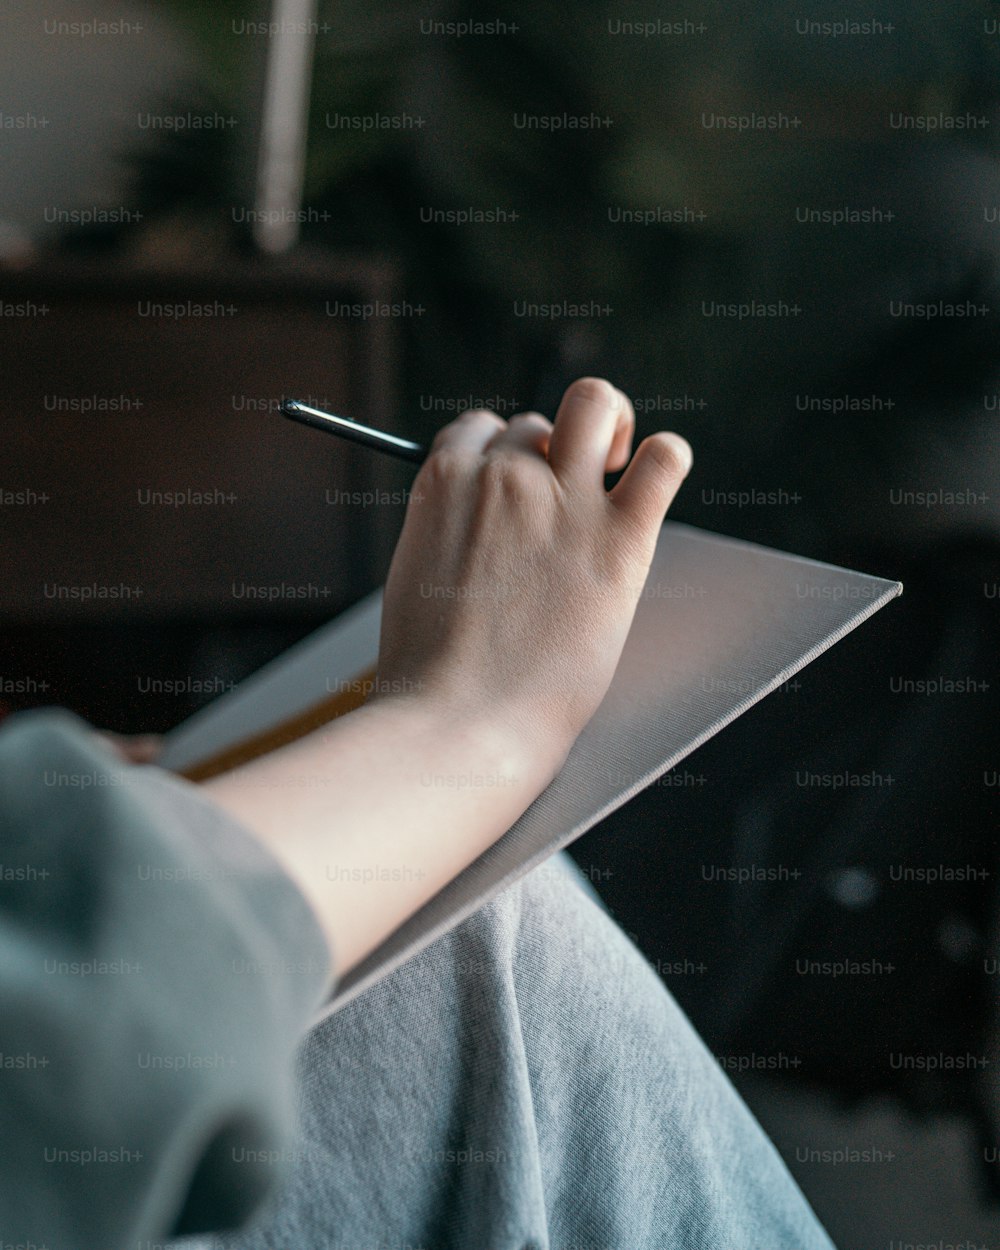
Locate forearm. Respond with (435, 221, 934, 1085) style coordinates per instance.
(201, 695, 558, 974)
(202, 378, 691, 979)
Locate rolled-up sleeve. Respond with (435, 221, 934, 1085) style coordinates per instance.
(0, 708, 334, 1250)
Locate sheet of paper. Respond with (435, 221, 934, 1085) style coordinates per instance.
(158, 523, 902, 1019)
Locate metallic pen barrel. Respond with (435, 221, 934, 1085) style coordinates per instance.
(280, 399, 427, 463)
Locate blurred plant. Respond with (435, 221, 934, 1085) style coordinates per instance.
(134, 0, 1000, 497)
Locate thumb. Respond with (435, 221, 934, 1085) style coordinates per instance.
(609, 431, 693, 533)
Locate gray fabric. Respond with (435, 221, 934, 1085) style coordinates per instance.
(0, 708, 835, 1249)
(0, 710, 332, 1250)
(173, 854, 836, 1250)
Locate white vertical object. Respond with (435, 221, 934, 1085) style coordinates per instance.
(253, 0, 320, 253)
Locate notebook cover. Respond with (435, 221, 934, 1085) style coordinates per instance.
(157, 523, 902, 1017)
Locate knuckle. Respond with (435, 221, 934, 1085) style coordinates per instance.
(419, 446, 466, 490)
(430, 409, 504, 452)
(508, 410, 549, 429)
(458, 407, 504, 431)
(479, 453, 544, 505)
(565, 376, 618, 411)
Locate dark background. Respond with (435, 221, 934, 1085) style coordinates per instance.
(2, 1, 999, 1245)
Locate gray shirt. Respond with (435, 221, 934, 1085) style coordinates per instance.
(0, 709, 332, 1250)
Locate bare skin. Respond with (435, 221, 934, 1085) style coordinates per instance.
(156, 378, 692, 976)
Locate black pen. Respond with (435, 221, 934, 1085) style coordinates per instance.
(280, 399, 427, 463)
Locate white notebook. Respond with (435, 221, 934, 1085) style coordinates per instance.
(158, 522, 902, 1017)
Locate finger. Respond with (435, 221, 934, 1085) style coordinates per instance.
(430, 408, 507, 456)
(546, 377, 626, 490)
(485, 411, 552, 458)
(609, 431, 693, 533)
(606, 387, 635, 474)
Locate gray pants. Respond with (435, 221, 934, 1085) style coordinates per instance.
(177, 855, 835, 1250)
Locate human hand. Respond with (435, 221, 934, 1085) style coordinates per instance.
(376, 377, 692, 778)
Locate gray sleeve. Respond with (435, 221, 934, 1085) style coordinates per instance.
(0, 708, 334, 1250)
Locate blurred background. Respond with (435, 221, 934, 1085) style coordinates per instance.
(2, 1, 999, 1245)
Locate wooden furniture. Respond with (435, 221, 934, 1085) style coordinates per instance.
(1, 249, 407, 624)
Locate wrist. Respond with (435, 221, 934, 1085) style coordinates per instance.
(365, 687, 566, 797)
